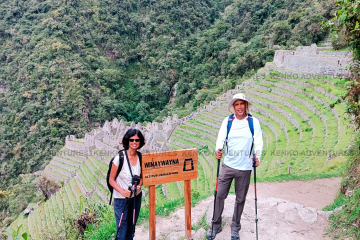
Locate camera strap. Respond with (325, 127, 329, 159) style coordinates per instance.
(124, 150, 135, 178)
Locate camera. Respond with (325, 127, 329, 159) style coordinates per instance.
(132, 175, 141, 187)
(127, 175, 141, 198)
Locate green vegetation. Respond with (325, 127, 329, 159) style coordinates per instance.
(1, 0, 351, 237)
(322, 1, 360, 239)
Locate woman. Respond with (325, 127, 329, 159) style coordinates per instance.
(109, 128, 145, 240)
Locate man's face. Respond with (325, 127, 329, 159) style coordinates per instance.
(233, 100, 247, 117)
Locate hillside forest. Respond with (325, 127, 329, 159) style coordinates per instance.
(0, 0, 337, 230)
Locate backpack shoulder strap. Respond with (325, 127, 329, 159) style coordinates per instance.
(225, 114, 234, 153)
(115, 150, 124, 179)
(226, 114, 234, 141)
(247, 114, 255, 158)
(247, 114, 254, 137)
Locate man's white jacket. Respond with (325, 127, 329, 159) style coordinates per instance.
(215, 115, 263, 171)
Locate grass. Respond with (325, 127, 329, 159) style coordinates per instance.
(177, 124, 216, 141)
(254, 82, 334, 171)
(188, 119, 218, 133)
(196, 114, 222, 125)
(322, 48, 349, 52)
(264, 76, 341, 149)
(269, 71, 347, 96)
(89, 155, 108, 173)
(173, 129, 216, 151)
(200, 111, 225, 121)
(44, 169, 68, 180)
(77, 169, 93, 192)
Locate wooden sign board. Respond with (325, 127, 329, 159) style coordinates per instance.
(142, 148, 198, 186)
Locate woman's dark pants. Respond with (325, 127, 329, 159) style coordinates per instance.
(114, 192, 142, 240)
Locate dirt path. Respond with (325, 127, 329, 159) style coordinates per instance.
(134, 177, 341, 240)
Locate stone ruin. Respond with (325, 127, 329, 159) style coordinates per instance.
(266, 43, 352, 77)
(65, 115, 181, 155)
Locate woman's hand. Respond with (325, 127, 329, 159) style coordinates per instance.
(136, 185, 142, 195)
(121, 188, 132, 198)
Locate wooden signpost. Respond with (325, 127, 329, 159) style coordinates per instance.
(142, 148, 198, 239)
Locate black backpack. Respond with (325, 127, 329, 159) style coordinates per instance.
(106, 150, 142, 205)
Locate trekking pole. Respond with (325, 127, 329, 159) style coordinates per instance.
(115, 212, 124, 240)
(132, 185, 137, 237)
(210, 148, 223, 238)
(252, 151, 258, 240)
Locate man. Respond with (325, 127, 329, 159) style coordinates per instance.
(207, 93, 263, 240)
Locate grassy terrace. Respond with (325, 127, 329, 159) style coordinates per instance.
(254, 83, 325, 146)
(187, 119, 219, 133)
(196, 114, 222, 125)
(76, 169, 93, 192)
(258, 125, 277, 175)
(83, 161, 109, 197)
(201, 111, 225, 122)
(173, 129, 216, 151)
(44, 169, 68, 181)
(199, 154, 213, 188)
(253, 84, 328, 172)
(52, 159, 77, 172)
(251, 111, 287, 176)
(60, 188, 75, 218)
(65, 184, 79, 213)
(55, 155, 82, 166)
(177, 125, 217, 141)
(260, 77, 340, 151)
(245, 92, 312, 165)
(254, 77, 348, 173)
(89, 155, 108, 174)
(212, 107, 230, 116)
(164, 182, 181, 200)
(270, 71, 348, 95)
(93, 148, 113, 160)
(49, 162, 73, 176)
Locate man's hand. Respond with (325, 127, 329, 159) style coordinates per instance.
(251, 155, 259, 167)
(215, 150, 223, 160)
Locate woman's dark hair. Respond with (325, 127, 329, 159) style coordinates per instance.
(122, 128, 145, 150)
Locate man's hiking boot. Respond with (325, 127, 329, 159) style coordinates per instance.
(206, 226, 222, 240)
(231, 230, 240, 240)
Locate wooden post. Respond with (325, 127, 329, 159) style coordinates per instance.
(288, 165, 291, 174)
(184, 180, 191, 239)
(149, 185, 156, 240)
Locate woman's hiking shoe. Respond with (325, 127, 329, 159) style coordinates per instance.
(231, 230, 240, 240)
(206, 226, 222, 239)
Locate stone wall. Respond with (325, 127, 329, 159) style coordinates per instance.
(270, 44, 352, 77)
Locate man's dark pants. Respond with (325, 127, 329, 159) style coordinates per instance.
(212, 163, 251, 232)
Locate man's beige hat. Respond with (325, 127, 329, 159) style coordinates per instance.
(228, 93, 253, 114)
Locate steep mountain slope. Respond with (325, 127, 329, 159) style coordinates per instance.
(0, 0, 337, 228)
